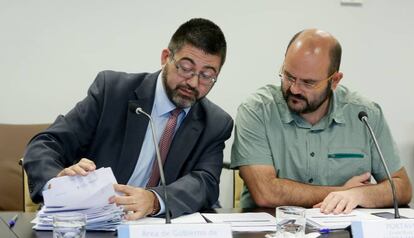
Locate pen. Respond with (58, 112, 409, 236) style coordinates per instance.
(8, 214, 18, 228)
(317, 228, 343, 234)
(319, 228, 331, 233)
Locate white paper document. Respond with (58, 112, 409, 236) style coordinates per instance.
(43, 167, 118, 208)
(201, 212, 276, 232)
(123, 212, 207, 225)
(306, 208, 382, 230)
(307, 208, 414, 230)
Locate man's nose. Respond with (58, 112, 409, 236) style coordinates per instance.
(185, 74, 200, 88)
(289, 80, 302, 94)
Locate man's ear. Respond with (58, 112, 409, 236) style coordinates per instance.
(161, 48, 170, 66)
(331, 72, 343, 90)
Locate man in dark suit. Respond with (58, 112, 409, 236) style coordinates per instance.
(23, 18, 233, 220)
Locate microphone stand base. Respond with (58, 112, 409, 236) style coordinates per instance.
(371, 212, 405, 219)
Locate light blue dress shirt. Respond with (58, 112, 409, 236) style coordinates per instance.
(127, 72, 189, 214)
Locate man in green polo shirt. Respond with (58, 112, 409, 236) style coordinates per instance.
(231, 29, 412, 214)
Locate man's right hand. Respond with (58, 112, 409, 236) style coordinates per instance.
(312, 172, 372, 214)
(342, 172, 371, 189)
(57, 158, 96, 177)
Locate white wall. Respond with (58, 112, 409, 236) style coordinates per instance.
(1, 0, 413, 208)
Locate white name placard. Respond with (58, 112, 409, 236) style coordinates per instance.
(118, 223, 232, 238)
(352, 219, 414, 238)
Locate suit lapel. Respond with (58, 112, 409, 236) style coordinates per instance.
(163, 104, 204, 183)
(115, 72, 159, 184)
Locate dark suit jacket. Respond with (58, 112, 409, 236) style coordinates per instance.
(23, 70, 233, 218)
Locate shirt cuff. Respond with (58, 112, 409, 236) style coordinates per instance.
(149, 190, 165, 216)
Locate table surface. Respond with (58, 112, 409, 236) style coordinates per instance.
(0, 208, 350, 238)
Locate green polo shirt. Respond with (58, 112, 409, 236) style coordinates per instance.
(230, 84, 402, 208)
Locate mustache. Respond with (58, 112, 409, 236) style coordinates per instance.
(177, 84, 199, 97)
(286, 89, 306, 101)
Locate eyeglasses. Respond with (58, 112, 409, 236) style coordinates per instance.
(279, 69, 335, 90)
(170, 54, 217, 87)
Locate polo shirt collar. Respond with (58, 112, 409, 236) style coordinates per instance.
(277, 90, 295, 124)
(328, 90, 346, 125)
(279, 90, 346, 127)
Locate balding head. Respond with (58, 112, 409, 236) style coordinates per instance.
(285, 29, 341, 75)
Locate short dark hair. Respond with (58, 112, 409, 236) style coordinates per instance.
(328, 41, 342, 75)
(285, 30, 342, 75)
(168, 18, 227, 67)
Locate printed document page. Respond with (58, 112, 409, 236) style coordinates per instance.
(201, 212, 276, 231)
(42, 167, 117, 208)
(123, 212, 207, 225)
(307, 208, 414, 230)
(306, 208, 382, 229)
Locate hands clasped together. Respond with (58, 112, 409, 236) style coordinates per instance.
(57, 158, 158, 220)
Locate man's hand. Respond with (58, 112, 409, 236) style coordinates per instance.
(312, 172, 371, 214)
(343, 172, 371, 189)
(109, 184, 158, 220)
(314, 189, 363, 214)
(57, 158, 96, 177)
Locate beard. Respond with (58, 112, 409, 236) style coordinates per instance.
(282, 81, 332, 114)
(162, 67, 200, 108)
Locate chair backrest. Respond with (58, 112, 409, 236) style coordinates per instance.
(0, 123, 49, 211)
(233, 170, 244, 208)
(222, 162, 244, 208)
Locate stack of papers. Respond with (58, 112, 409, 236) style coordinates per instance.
(32, 167, 123, 231)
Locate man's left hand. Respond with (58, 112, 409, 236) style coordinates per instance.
(313, 189, 363, 214)
(109, 184, 157, 220)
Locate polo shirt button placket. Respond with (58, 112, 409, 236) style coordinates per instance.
(309, 151, 315, 183)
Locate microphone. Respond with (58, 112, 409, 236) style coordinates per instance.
(358, 111, 400, 219)
(129, 103, 171, 224)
